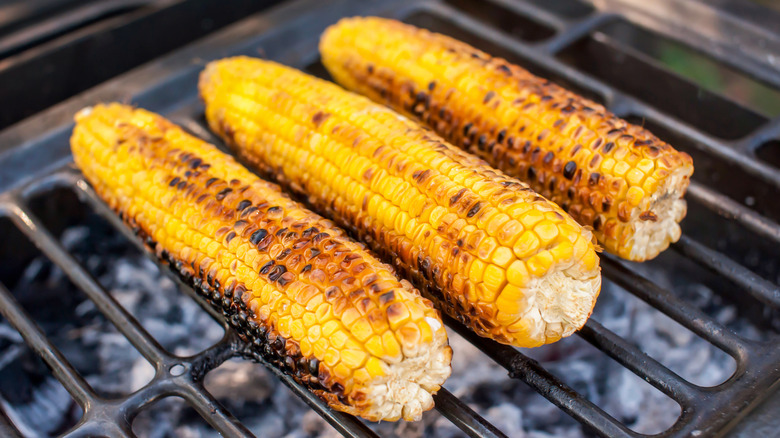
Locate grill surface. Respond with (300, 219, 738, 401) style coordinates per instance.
(0, 0, 779, 437)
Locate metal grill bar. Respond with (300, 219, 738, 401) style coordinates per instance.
(0, 0, 778, 437)
(600, 259, 745, 356)
(577, 321, 696, 402)
(443, 314, 636, 437)
(673, 236, 780, 308)
(9, 200, 169, 364)
(686, 183, 780, 243)
(0, 281, 94, 406)
(433, 389, 509, 438)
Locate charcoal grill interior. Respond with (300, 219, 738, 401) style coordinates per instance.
(0, 0, 779, 436)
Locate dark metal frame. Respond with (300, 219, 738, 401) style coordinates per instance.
(0, 0, 778, 437)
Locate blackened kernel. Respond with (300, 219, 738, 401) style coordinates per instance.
(236, 199, 252, 211)
(267, 206, 282, 213)
(309, 358, 320, 376)
(225, 232, 236, 243)
(259, 261, 275, 275)
(543, 151, 555, 165)
(302, 227, 318, 237)
(250, 229, 268, 245)
(276, 248, 292, 260)
(241, 206, 259, 218)
(588, 172, 601, 186)
(462, 123, 472, 137)
(497, 129, 506, 144)
(169, 177, 181, 187)
(483, 91, 496, 104)
(449, 188, 467, 206)
(467, 202, 482, 218)
(269, 265, 287, 282)
(428, 81, 436, 91)
(205, 177, 219, 187)
(189, 158, 202, 169)
(216, 188, 233, 201)
(177, 181, 186, 190)
(563, 161, 577, 179)
(301, 264, 312, 273)
(527, 166, 536, 179)
(603, 142, 615, 153)
(478, 135, 487, 148)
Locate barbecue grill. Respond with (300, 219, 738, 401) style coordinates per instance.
(0, 0, 779, 436)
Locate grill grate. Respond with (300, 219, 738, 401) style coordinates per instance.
(0, 0, 779, 437)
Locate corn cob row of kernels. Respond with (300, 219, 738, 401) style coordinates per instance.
(199, 57, 601, 348)
(70, 103, 451, 422)
(320, 17, 694, 261)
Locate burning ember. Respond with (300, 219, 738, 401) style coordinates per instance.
(0, 208, 750, 437)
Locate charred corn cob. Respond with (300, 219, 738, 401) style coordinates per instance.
(70, 103, 451, 422)
(198, 57, 601, 348)
(320, 17, 694, 261)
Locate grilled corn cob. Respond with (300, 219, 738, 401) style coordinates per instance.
(70, 103, 451, 422)
(320, 17, 694, 261)
(198, 57, 601, 348)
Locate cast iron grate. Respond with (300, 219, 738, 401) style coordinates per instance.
(0, 0, 778, 437)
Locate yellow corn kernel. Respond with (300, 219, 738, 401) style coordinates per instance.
(483, 264, 506, 292)
(513, 231, 540, 259)
(506, 260, 530, 286)
(341, 349, 369, 369)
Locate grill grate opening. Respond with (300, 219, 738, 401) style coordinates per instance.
(524, 333, 682, 435)
(625, 115, 780, 222)
(402, 12, 607, 104)
(441, 332, 574, 436)
(131, 396, 217, 437)
(442, 0, 556, 42)
(682, 196, 780, 293)
(0, 218, 41, 291)
(756, 140, 780, 170)
(27, 187, 227, 355)
(0, 218, 156, 399)
(0, 326, 83, 438)
(637, 249, 778, 339)
(556, 18, 770, 140)
(203, 358, 342, 437)
(594, 279, 737, 387)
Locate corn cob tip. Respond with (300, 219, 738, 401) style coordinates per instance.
(627, 166, 688, 261)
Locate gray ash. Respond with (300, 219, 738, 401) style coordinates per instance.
(0, 213, 757, 437)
